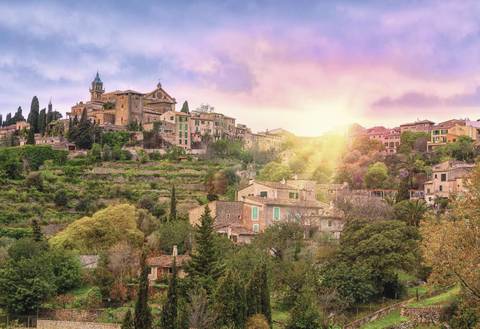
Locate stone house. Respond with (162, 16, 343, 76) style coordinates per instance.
(427, 119, 479, 151)
(400, 119, 435, 133)
(147, 246, 190, 281)
(424, 160, 475, 205)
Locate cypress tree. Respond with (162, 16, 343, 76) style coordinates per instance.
(215, 270, 246, 328)
(169, 185, 177, 221)
(134, 248, 152, 329)
(186, 205, 224, 294)
(259, 263, 272, 325)
(26, 128, 35, 145)
(38, 108, 47, 136)
(31, 218, 43, 242)
(0, 114, 3, 127)
(121, 309, 134, 329)
(397, 178, 410, 203)
(5, 113, 11, 126)
(246, 263, 271, 325)
(180, 101, 189, 113)
(160, 257, 178, 329)
(28, 96, 40, 133)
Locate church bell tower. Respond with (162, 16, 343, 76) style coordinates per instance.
(90, 72, 105, 101)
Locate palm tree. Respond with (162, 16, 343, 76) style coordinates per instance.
(395, 199, 428, 227)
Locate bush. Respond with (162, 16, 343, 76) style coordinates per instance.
(25, 172, 44, 190)
(245, 314, 269, 329)
(54, 189, 69, 207)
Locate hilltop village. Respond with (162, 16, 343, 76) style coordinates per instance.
(1, 74, 480, 329)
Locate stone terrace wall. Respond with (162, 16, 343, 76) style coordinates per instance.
(344, 299, 412, 329)
(37, 320, 120, 329)
(400, 305, 445, 324)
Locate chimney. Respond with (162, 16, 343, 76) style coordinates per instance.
(248, 179, 254, 185)
(281, 178, 286, 185)
(172, 245, 178, 257)
(227, 227, 232, 239)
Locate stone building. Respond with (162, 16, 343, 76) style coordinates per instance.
(69, 73, 176, 127)
(189, 179, 344, 243)
(424, 160, 475, 205)
(400, 119, 435, 133)
(427, 119, 479, 151)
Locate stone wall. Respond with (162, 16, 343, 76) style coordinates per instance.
(37, 320, 120, 329)
(344, 299, 412, 329)
(400, 305, 445, 324)
(40, 309, 102, 322)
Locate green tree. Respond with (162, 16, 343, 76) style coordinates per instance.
(134, 248, 152, 329)
(257, 161, 292, 181)
(88, 143, 102, 163)
(160, 258, 178, 329)
(27, 96, 40, 133)
(214, 270, 246, 328)
(285, 290, 323, 329)
(186, 206, 224, 294)
(364, 162, 389, 188)
(394, 199, 428, 227)
(26, 128, 35, 145)
(180, 101, 190, 113)
(102, 144, 112, 161)
(31, 218, 43, 242)
(122, 309, 134, 329)
(0, 254, 56, 314)
(246, 263, 271, 325)
(38, 108, 47, 136)
(169, 185, 177, 221)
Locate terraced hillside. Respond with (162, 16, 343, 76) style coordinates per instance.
(0, 153, 242, 239)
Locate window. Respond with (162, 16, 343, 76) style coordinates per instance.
(184, 139, 188, 145)
(434, 174, 437, 179)
(179, 139, 182, 145)
(259, 191, 268, 198)
(289, 192, 299, 199)
(273, 207, 280, 220)
(328, 220, 332, 227)
(439, 185, 443, 192)
(253, 224, 260, 233)
(251, 207, 258, 220)
(441, 173, 447, 182)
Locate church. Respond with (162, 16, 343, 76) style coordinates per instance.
(68, 73, 176, 127)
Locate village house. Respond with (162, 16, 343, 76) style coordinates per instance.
(190, 179, 344, 243)
(400, 119, 435, 133)
(147, 246, 190, 282)
(424, 160, 475, 205)
(427, 119, 479, 151)
(68, 73, 176, 127)
(365, 126, 401, 154)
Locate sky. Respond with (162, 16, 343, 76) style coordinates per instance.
(1, 0, 480, 136)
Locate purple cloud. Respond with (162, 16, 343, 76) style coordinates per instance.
(372, 87, 480, 109)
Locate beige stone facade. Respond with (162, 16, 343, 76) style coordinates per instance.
(69, 73, 175, 128)
(424, 160, 474, 205)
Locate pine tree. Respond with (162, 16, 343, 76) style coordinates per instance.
(134, 248, 152, 329)
(215, 270, 246, 329)
(186, 205, 224, 294)
(160, 257, 178, 329)
(31, 218, 43, 242)
(180, 101, 189, 113)
(121, 309, 134, 329)
(169, 185, 177, 221)
(26, 128, 35, 145)
(28, 97, 40, 133)
(246, 263, 271, 325)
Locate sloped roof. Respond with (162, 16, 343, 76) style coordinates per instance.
(244, 196, 327, 208)
(147, 255, 190, 268)
(254, 181, 296, 190)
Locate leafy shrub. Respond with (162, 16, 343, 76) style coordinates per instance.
(25, 172, 44, 190)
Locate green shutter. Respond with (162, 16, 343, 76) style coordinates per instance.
(252, 207, 258, 220)
(273, 207, 280, 220)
